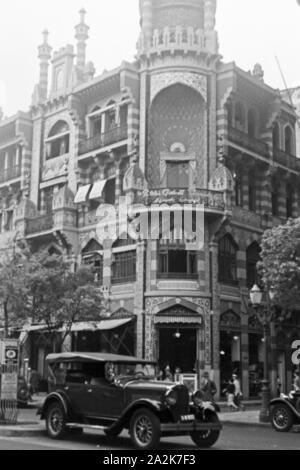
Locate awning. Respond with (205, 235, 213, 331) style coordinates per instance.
(154, 316, 203, 325)
(64, 318, 133, 333)
(74, 184, 91, 204)
(96, 318, 132, 331)
(89, 180, 107, 200)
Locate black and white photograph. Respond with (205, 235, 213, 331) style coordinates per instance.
(0, 0, 299, 455)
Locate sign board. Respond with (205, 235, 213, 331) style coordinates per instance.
(1, 339, 19, 365)
(0, 372, 18, 400)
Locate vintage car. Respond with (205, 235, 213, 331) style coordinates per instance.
(39, 352, 222, 450)
(270, 390, 300, 432)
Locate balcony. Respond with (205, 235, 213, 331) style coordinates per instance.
(0, 166, 21, 184)
(78, 126, 128, 156)
(228, 127, 269, 158)
(273, 148, 300, 171)
(136, 188, 226, 212)
(157, 273, 198, 281)
(25, 214, 54, 235)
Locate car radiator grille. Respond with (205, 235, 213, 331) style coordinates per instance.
(171, 385, 190, 421)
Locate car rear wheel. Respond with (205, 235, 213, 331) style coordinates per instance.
(46, 402, 68, 440)
(190, 413, 221, 448)
(271, 404, 294, 432)
(129, 408, 161, 450)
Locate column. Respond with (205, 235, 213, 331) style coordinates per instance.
(278, 180, 286, 219)
(210, 241, 221, 398)
(135, 240, 146, 358)
(241, 173, 249, 209)
(237, 249, 246, 289)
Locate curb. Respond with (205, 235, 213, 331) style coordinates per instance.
(222, 419, 269, 428)
(0, 425, 45, 437)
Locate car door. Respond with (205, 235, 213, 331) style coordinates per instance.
(84, 378, 124, 420)
(64, 369, 92, 417)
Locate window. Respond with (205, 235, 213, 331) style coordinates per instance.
(44, 187, 54, 214)
(82, 240, 103, 284)
(235, 102, 245, 131)
(158, 242, 197, 280)
(104, 178, 116, 205)
(218, 235, 238, 285)
(246, 242, 261, 288)
(286, 184, 294, 218)
(46, 121, 70, 160)
(166, 162, 189, 189)
(273, 123, 280, 149)
(112, 251, 136, 284)
(248, 174, 256, 212)
(285, 126, 294, 155)
(248, 109, 256, 138)
(5, 210, 13, 232)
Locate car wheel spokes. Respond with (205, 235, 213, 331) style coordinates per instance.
(274, 407, 288, 428)
(135, 416, 153, 445)
(50, 410, 63, 434)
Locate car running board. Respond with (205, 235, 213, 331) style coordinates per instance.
(67, 423, 108, 432)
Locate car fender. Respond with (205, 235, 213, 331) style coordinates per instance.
(40, 391, 71, 420)
(270, 398, 300, 420)
(112, 399, 163, 430)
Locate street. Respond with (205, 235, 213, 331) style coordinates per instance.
(0, 424, 299, 450)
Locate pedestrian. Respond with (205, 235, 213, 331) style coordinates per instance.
(156, 369, 164, 381)
(164, 365, 174, 382)
(293, 371, 300, 391)
(223, 379, 239, 411)
(200, 371, 217, 401)
(232, 374, 245, 411)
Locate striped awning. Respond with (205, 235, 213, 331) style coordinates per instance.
(74, 185, 91, 204)
(89, 180, 107, 200)
(154, 316, 203, 325)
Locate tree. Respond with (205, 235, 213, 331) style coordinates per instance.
(0, 251, 29, 337)
(258, 218, 300, 311)
(23, 251, 104, 351)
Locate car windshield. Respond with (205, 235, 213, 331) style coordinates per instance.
(105, 362, 156, 382)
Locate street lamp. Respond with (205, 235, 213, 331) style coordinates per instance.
(250, 284, 275, 423)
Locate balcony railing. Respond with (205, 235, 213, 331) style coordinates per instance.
(78, 126, 128, 156)
(0, 166, 21, 184)
(25, 214, 54, 235)
(228, 127, 269, 158)
(273, 148, 300, 171)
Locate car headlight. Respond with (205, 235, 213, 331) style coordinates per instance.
(192, 390, 203, 407)
(165, 389, 178, 406)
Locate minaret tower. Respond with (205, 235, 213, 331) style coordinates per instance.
(75, 8, 89, 79)
(37, 30, 52, 101)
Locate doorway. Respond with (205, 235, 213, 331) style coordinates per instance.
(158, 327, 197, 374)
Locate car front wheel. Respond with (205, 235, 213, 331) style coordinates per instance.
(129, 408, 161, 450)
(46, 402, 68, 440)
(271, 404, 294, 432)
(190, 412, 221, 448)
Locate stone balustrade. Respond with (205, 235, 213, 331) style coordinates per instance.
(138, 26, 208, 55)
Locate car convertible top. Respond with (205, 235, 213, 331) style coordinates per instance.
(46, 352, 156, 365)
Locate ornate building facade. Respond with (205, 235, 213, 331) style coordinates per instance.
(0, 1, 300, 397)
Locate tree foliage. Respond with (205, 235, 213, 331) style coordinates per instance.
(0, 249, 104, 349)
(258, 218, 300, 310)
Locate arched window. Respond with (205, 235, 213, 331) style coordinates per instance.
(272, 122, 280, 149)
(284, 126, 294, 155)
(218, 235, 238, 285)
(235, 102, 245, 131)
(112, 237, 136, 284)
(246, 242, 261, 288)
(247, 109, 257, 138)
(46, 120, 70, 160)
(82, 239, 103, 284)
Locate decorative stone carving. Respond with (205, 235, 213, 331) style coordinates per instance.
(232, 207, 262, 229)
(42, 155, 69, 181)
(209, 162, 234, 192)
(123, 162, 148, 192)
(151, 72, 207, 103)
(220, 310, 241, 329)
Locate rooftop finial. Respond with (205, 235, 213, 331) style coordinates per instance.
(42, 29, 49, 44)
(79, 8, 86, 23)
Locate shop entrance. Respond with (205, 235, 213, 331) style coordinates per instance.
(158, 327, 197, 374)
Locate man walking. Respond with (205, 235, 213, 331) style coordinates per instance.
(200, 371, 217, 401)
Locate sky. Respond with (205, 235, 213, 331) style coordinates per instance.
(1, 0, 300, 116)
